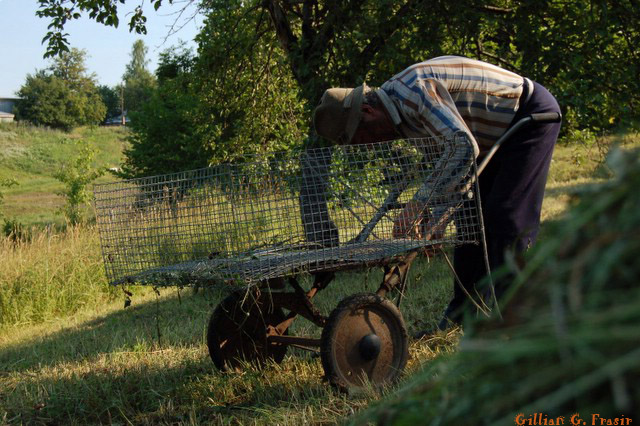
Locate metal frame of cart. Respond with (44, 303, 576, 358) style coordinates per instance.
(93, 113, 561, 389)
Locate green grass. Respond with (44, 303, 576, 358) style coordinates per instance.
(0, 124, 639, 424)
(0, 226, 118, 328)
(354, 145, 640, 425)
(0, 249, 456, 424)
(541, 129, 638, 223)
(0, 122, 127, 226)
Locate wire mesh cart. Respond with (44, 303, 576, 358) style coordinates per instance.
(93, 114, 559, 388)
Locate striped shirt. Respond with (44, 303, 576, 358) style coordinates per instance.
(377, 56, 529, 226)
(379, 55, 528, 154)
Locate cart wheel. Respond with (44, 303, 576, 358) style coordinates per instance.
(321, 293, 408, 389)
(207, 287, 288, 371)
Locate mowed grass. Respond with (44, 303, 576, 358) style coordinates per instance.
(0, 241, 456, 424)
(0, 125, 639, 424)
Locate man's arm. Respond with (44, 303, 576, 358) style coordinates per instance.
(389, 78, 478, 238)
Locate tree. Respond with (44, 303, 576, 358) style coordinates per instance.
(97, 84, 121, 120)
(15, 48, 106, 129)
(192, 1, 308, 161)
(117, 0, 310, 178)
(120, 1, 309, 179)
(121, 46, 202, 177)
(36, 0, 166, 58)
(37, 0, 640, 134)
(122, 39, 156, 113)
(15, 72, 78, 130)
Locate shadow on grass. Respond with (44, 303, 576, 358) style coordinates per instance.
(5, 352, 342, 424)
(0, 284, 345, 424)
(0, 287, 227, 373)
(1, 260, 453, 424)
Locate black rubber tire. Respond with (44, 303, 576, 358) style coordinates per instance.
(207, 287, 288, 371)
(320, 293, 409, 389)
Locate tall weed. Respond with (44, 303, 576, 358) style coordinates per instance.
(0, 226, 116, 328)
(54, 142, 105, 225)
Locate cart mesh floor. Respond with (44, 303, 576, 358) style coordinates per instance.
(117, 239, 444, 286)
(94, 135, 483, 286)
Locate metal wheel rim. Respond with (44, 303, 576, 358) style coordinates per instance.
(322, 294, 408, 388)
(207, 288, 287, 371)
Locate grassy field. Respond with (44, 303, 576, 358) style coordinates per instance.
(0, 235, 456, 424)
(0, 123, 638, 424)
(0, 122, 127, 227)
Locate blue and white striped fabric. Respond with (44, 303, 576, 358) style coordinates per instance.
(379, 55, 526, 152)
(378, 56, 527, 225)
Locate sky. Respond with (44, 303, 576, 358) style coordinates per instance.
(0, 0, 202, 98)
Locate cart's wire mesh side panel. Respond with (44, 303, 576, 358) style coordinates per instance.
(94, 134, 482, 286)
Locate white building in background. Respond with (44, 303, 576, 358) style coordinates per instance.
(0, 97, 19, 123)
(0, 112, 13, 123)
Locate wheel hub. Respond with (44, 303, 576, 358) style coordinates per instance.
(359, 334, 381, 361)
(321, 293, 409, 388)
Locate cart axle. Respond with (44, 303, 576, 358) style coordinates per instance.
(267, 335, 321, 351)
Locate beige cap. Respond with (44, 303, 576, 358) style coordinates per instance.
(313, 83, 369, 144)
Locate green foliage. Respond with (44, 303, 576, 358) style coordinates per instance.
(121, 46, 202, 177)
(37, 0, 170, 57)
(507, 0, 639, 131)
(15, 72, 79, 130)
(36, 0, 639, 166)
(122, 40, 156, 114)
(54, 141, 105, 225)
(194, 1, 308, 161)
(15, 48, 106, 130)
(97, 84, 121, 119)
(262, 0, 640, 130)
(121, 2, 308, 177)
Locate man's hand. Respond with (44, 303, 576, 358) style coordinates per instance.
(393, 200, 446, 256)
(392, 200, 426, 239)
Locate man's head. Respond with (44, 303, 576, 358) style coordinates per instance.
(313, 85, 398, 145)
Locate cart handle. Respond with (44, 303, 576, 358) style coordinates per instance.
(347, 112, 561, 245)
(476, 112, 561, 176)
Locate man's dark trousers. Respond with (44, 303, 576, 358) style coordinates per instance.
(446, 81, 562, 322)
